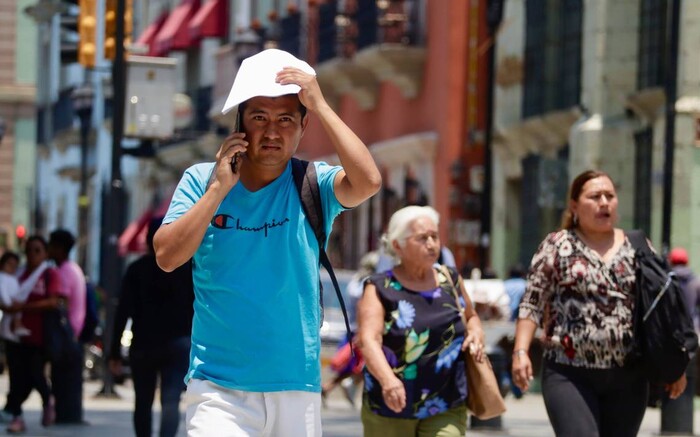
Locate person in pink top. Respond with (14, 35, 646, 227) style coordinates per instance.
(47, 229, 86, 424)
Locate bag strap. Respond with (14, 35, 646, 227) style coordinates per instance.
(291, 158, 353, 347)
(440, 265, 469, 327)
(292, 158, 325, 244)
(626, 229, 653, 256)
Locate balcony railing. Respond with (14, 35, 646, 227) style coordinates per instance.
(313, 0, 427, 110)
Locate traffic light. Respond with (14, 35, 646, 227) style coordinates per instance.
(15, 224, 26, 248)
(78, 0, 97, 68)
(104, 0, 115, 60)
(124, 0, 133, 49)
(105, 0, 133, 60)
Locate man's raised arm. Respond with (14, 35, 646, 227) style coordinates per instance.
(276, 68, 382, 207)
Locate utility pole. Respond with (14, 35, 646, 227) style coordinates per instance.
(479, 0, 504, 272)
(472, 3, 505, 431)
(660, 2, 690, 434)
(660, 0, 680, 254)
(98, 0, 126, 398)
(71, 84, 93, 270)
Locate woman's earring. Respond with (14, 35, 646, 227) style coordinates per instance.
(573, 213, 579, 227)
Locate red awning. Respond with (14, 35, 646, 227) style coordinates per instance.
(134, 12, 169, 56)
(117, 195, 173, 256)
(117, 209, 153, 256)
(153, 0, 200, 56)
(189, 0, 227, 40)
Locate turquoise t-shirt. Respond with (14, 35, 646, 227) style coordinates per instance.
(163, 160, 345, 392)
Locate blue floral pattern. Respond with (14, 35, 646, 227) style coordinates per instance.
(416, 397, 449, 418)
(396, 300, 416, 328)
(436, 337, 464, 372)
(363, 267, 468, 419)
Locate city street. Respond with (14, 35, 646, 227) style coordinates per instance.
(0, 371, 696, 436)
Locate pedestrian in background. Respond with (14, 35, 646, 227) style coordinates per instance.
(357, 205, 484, 437)
(511, 170, 686, 437)
(1, 236, 60, 433)
(665, 247, 700, 403)
(47, 229, 86, 424)
(109, 217, 194, 437)
(503, 264, 526, 322)
(322, 251, 378, 406)
(0, 251, 31, 341)
(153, 48, 381, 436)
(668, 248, 700, 331)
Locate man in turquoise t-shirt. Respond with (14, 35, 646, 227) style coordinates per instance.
(154, 49, 381, 436)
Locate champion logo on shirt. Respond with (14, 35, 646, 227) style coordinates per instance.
(211, 214, 235, 229)
(211, 214, 290, 237)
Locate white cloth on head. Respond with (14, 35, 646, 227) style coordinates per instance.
(221, 48, 316, 115)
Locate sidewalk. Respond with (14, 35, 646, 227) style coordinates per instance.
(468, 393, 690, 437)
(0, 375, 149, 437)
(0, 371, 698, 436)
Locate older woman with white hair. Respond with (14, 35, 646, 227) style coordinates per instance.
(357, 205, 484, 437)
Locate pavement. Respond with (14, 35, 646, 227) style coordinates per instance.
(0, 371, 697, 436)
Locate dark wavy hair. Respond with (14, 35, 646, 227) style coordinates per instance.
(49, 229, 75, 253)
(560, 170, 612, 230)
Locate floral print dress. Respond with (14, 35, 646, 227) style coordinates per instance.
(363, 267, 467, 419)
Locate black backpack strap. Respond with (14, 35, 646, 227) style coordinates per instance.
(626, 229, 653, 256)
(292, 158, 325, 244)
(291, 158, 353, 347)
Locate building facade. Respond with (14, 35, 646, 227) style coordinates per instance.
(491, 0, 700, 274)
(129, 0, 493, 272)
(0, 0, 38, 252)
(23, 0, 700, 282)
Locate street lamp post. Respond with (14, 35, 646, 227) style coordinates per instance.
(659, 1, 689, 434)
(478, 0, 504, 273)
(71, 84, 93, 271)
(98, 0, 127, 398)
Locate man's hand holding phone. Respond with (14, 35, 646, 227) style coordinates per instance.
(210, 132, 248, 191)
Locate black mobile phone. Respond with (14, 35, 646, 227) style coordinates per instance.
(231, 110, 242, 174)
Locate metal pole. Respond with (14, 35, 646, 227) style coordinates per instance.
(660, 1, 689, 434)
(472, 4, 505, 430)
(660, 0, 680, 254)
(39, 20, 53, 235)
(73, 83, 93, 271)
(78, 104, 90, 270)
(479, 0, 504, 273)
(97, 0, 126, 398)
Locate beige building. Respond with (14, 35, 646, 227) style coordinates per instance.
(0, 0, 38, 251)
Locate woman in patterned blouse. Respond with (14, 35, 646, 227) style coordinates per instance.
(511, 170, 686, 437)
(357, 205, 484, 437)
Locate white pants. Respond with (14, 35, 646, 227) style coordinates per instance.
(185, 378, 322, 437)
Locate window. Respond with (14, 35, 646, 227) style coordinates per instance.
(522, 0, 582, 118)
(638, 0, 667, 89)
